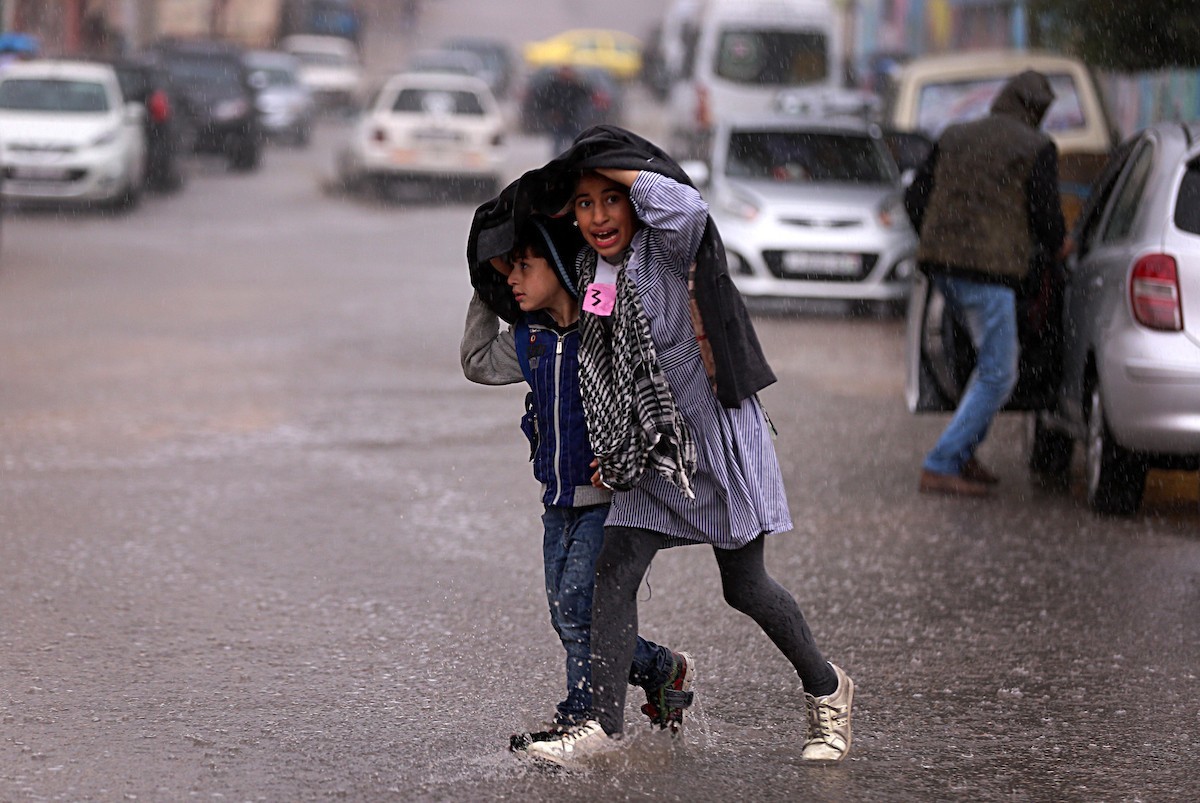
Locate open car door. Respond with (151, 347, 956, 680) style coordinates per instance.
(905, 256, 1067, 414)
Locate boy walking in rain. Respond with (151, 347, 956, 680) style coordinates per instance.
(461, 183, 696, 746)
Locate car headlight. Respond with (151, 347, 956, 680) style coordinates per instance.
(877, 195, 910, 230)
(90, 127, 120, 148)
(720, 191, 760, 221)
(213, 98, 250, 121)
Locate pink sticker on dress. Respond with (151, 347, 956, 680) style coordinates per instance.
(582, 282, 617, 316)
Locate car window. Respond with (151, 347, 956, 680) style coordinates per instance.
(715, 29, 828, 85)
(1173, 157, 1200, 235)
(726, 130, 894, 184)
(257, 66, 297, 86)
(1100, 140, 1154, 244)
(915, 72, 1086, 138)
(166, 57, 243, 89)
(392, 88, 484, 115)
(0, 78, 110, 112)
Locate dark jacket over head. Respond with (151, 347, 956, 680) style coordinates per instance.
(904, 69, 1067, 287)
(524, 124, 776, 408)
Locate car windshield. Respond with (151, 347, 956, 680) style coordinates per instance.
(725, 130, 894, 184)
(167, 57, 242, 90)
(916, 72, 1086, 137)
(292, 50, 354, 67)
(715, 29, 828, 85)
(0, 78, 110, 112)
(257, 67, 298, 86)
(391, 88, 484, 115)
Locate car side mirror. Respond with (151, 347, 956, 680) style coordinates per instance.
(680, 159, 709, 187)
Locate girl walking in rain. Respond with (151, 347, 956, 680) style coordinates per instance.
(522, 126, 855, 766)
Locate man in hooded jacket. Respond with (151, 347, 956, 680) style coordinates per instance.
(904, 69, 1069, 497)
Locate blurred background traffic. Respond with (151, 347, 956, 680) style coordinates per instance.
(1, 0, 1197, 515)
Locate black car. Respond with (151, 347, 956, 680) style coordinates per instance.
(107, 55, 191, 191)
(150, 38, 263, 172)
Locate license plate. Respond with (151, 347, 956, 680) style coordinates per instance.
(413, 128, 461, 143)
(12, 165, 70, 181)
(781, 251, 860, 276)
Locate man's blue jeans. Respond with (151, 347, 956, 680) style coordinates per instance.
(542, 504, 675, 726)
(923, 275, 1019, 476)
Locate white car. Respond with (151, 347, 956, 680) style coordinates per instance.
(281, 34, 362, 110)
(0, 60, 146, 208)
(337, 71, 505, 197)
(687, 115, 917, 313)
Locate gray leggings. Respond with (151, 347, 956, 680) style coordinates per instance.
(590, 526, 837, 735)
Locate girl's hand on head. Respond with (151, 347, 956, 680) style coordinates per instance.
(595, 168, 639, 187)
(490, 256, 513, 276)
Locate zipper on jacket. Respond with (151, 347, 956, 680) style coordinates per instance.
(552, 333, 564, 503)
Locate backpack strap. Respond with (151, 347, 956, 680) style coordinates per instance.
(514, 319, 534, 386)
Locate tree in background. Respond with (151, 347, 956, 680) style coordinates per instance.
(1031, 0, 1200, 70)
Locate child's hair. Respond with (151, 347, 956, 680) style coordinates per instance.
(508, 217, 581, 298)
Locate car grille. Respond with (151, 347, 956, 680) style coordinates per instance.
(8, 142, 77, 154)
(762, 251, 879, 282)
(3, 166, 88, 183)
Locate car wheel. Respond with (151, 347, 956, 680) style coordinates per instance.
(1084, 384, 1147, 515)
(1027, 411, 1072, 479)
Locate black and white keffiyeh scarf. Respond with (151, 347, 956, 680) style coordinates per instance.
(577, 248, 696, 498)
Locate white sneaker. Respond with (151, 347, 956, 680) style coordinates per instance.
(801, 662, 854, 762)
(525, 719, 612, 766)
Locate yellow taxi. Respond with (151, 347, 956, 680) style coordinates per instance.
(522, 29, 643, 82)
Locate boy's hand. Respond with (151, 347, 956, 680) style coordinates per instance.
(590, 458, 613, 490)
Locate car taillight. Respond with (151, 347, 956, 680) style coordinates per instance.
(372, 127, 387, 144)
(591, 90, 611, 112)
(696, 83, 710, 128)
(148, 89, 170, 124)
(1130, 253, 1183, 331)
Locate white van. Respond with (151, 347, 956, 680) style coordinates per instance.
(666, 0, 843, 159)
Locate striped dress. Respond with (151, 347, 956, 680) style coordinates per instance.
(601, 172, 793, 549)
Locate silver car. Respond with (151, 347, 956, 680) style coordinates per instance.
(1030, 122, 1200, 514)
(908, 121, 1200, 515)
(245, 50, 314, 147)
(690, 116, 917, 314)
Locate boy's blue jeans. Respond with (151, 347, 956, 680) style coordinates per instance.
(542, 504, 676, 726)
(923, 274, 1020, 476)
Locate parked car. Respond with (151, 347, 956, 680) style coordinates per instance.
(884, 49, 1119, 228)
(0, 59, 146, 209)
(244, 49, 314, 147)
(107, 54, 190, 191)
(281, 34, 362, 111)
(439, 36, 516, 98)
(683, 115, 916, 312)
(519, 65, 624, 134)
(523, 28, 643, 82)
(336, 71, 505, 198)
(1026, 122, 1200, 515)
(151, 38, 263, 172)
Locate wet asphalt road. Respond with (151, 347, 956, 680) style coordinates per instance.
(3, 7, 1200, 803)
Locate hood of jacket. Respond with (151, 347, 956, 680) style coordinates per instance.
(990, 69, 1055, 130)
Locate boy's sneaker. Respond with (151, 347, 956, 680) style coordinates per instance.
(641, 651, 696, 734)
(801, 662, 854, 762)
(525, 720, 612, 766)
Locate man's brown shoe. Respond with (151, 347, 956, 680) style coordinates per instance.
(961, 457, 999, 485)
(918, 468, 990, 497)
